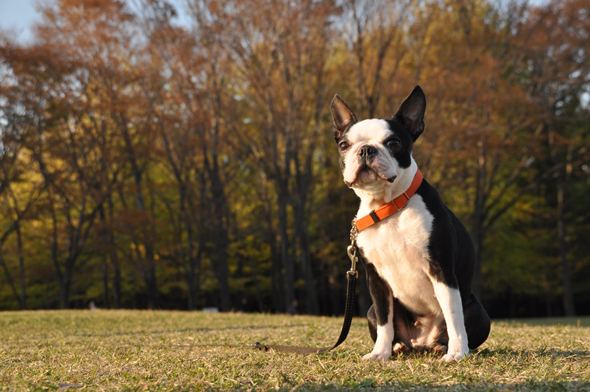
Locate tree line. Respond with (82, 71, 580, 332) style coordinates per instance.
(0, 0, 589, 317)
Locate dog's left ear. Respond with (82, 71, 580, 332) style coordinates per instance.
(393, 86, 426, 141)
(331, 94, 357, 141)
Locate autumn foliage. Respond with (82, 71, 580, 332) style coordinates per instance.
(1, 0, 589, 317)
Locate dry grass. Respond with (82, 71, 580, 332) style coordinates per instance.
(0, 310, 589, 391)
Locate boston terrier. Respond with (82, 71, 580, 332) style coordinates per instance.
(330, 86, 490, 362)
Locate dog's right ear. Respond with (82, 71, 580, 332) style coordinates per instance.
(330, 94, 357, 141)
(393, 86, 426, 141)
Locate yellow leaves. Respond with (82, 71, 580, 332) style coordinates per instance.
(0, 0, 588, 313)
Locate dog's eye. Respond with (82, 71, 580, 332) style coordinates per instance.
(339, 141, 349, 151)
(387, 139, 401, 149)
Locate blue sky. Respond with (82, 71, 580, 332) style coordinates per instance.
(0, 0, 41, 43)
(0, 0, 193, 43)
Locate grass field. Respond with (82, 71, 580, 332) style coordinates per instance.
(1, 311, 589, 391)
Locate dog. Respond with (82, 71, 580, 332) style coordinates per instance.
(330, 86, 490, 362)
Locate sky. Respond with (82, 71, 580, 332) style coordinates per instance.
(0, 0, 196, 43)
(0, 0, 41, 43)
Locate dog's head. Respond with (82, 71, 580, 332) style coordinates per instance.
(330, 86, 426, 200)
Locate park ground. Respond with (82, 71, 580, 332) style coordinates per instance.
(0, 311, 589, 391)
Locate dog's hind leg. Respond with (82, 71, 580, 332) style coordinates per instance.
(392, 299, 420, 355)
(463, 292, 491, 350)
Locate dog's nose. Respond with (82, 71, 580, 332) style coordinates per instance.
(359, 145, 377, 158)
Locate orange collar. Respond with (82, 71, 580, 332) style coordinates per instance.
(353, 169, 423, 232)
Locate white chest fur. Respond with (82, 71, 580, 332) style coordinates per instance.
(357, 195, 442, 316)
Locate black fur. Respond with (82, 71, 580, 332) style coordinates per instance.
(393, 86, 426, 141)
(463, 293, 491, 349)
(384, 118, 413, 169)
(363, 260, 392, 327)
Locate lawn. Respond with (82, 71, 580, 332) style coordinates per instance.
(0, 311, 589, 391)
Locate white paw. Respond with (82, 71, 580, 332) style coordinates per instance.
(362, 350, 391, 361)
(440, 342, 469, 362)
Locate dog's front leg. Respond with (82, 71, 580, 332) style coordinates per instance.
(432, 281, 469, 361)
(362, 264, 394, 361)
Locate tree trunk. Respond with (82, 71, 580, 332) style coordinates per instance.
(0, 253, 21, 309)
(16, 221, 26, 310)
(300, 228, 319, 315)
(556, 173, 575, 316)
(205, 151, 232, 312)
(549, 130, 575, 316)
(118, 117, 158, 309)
(471, 228, 484, 301)
(215, 234, 231, 311)
(470, 137, 487, 300)
(112, 255, 122, 309)
(102, 259, 110, 309)
(261, 185, 283, 312)
(49, 201, 68, 309)
(107, 195, 122, 309)
(278, 189, 295, 311)
(145, 226, 158, 310)
(59, 269, 72, 309)
(178, 184, 195, 310)
(98, 206, 111, 309)
(292, 149, 319, 315)
(210, 174, 231, 312)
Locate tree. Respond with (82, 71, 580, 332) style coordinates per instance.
(514, 0, 590, 315)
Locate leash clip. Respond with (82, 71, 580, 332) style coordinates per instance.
(347, 242, 359, 278)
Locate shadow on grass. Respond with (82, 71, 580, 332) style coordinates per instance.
(495, 316, 590, 327)
(278, 381, 590, 391)
(31, 380, 590, 392)
(476, 347, 589, 359)
(366, 347, 590, 362)
(73, 323, 310, 338)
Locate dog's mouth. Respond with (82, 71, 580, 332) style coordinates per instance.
(345, 165, 396, 188)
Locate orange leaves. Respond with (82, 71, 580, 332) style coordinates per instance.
(1, 0, 589, 312)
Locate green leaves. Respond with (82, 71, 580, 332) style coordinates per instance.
(0, 0, 589, 316)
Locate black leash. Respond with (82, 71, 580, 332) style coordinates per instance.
(255, 239, 360, 355)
